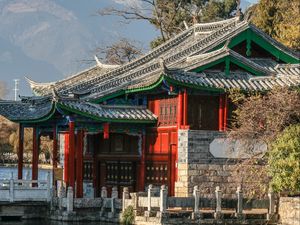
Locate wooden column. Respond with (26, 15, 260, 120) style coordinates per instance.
(76, 130, 84, 198)
(32, 127, 39, 182)
(183, 88, 188, 127)
(219, 95, 224, 131)
(68, 121, 75, 190)
(138, 134, 146, 191)
(223, 94, 228, 131)
(177, 91, 183, 128)
(64, 133, 69, 186)
(17, 124, 24, 180)
(53, 125, 58, 169)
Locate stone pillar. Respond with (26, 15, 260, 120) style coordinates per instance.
(112, 186, 118, 198)
(46, 171, 51, 202)
(235, 186, 244, 219)
(267, 188, 275, 220)
(67, 186, 74, 212)
(101, 187, 107, 198)
(157, 185, 167, 218)
(9, 172, 14, 202)
(214, 186, 222, 219)
(68, 121, 75, 190)
(17, 124, 23, 180)
(58, 184, 66, 210)
(145, 184, 153, 217)
(25, 171, 30, 187)
(32, 127, 39, 186)
(192, 185, 200, 219)
(122, 187, 129, 212)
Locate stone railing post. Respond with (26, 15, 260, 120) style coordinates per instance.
(122, 187, 129, 212)
(267, 187, 275, 220)
(235, 186, 244, 219)
(130, 192, 139, 216)
(67, 186, 74, 212)
(214, 186, 222, 219)
(192, 185, 200, 219)
(58, 184, 66, 210)
(112, 186, 118, 199)
(101, 186, 107, 198)
(9, 172, 14, 202)
(46, 171, 51, 202)
(111, 197, 115, 215)
(145, 184, 153, 217)
(25, 171, 30, 187)
(157, 185, 167, 218)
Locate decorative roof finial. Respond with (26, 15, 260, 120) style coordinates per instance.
(236, 0, 242, 20)
(159, 58, 168, 73)
(94, 55, 102, 67)
(50, 85, 60, 102)
(183, 21, 189, 30)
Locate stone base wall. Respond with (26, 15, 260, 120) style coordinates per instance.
(279, 197, 300, 225)
(175, 130, 266, 198)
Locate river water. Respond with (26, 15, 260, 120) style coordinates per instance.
(0, 166, 119, 225)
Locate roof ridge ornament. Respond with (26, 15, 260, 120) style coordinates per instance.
(183, 21, 189, 30)
(236, 0, 242, 20)
(94, 55, 120, 69)
(51, 85, 60, 102)
(159, 58, 169, 73)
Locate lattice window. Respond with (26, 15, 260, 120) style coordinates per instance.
(158, 97, 177, 126)
(106, 161, 135, 185)
(145, 162, 168, 185)
(83, 161, 93, 181)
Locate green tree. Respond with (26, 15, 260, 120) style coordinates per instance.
(251, 0, 300, 50)
(267, 124, 300, 195)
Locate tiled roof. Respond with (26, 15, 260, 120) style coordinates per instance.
(58, 100, 157, 122)
(166, 70, 300, 91)
(0, 99, 54, 122)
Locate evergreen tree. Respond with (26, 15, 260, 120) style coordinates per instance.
(251, 0, 300, 50)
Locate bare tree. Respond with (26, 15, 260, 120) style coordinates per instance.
(99, 0, 237, 48)
(94, 38, 143, 65)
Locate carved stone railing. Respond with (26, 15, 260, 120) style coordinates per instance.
(0, 172, 51, 202)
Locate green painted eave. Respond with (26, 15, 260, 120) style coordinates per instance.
(90, 75, 165, 104)
(56, 102, 156, 124)
(228, 28, 299, 64)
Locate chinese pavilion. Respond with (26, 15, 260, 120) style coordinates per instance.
(0, 16, 299, 198)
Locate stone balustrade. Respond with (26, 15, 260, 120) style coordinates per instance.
(0, 172, 51, 202)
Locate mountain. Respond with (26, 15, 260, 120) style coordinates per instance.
(0, 0, 97, 98)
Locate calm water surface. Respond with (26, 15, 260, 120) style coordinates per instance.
(0, 166, 52, 182)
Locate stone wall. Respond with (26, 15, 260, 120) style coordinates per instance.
(279, 197, 300, 225)
(175, 130, 266, 198)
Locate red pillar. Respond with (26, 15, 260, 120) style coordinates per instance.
(223, 94, 228, 131)
(177, 91, 183, 128)
(76, 130, 84, 198)
(32, 127, 39, 183)
(53, 125, 58, 169)
(183, 88, 188, 128)
(64, 133, 69, 185)
(138, 134, 146, 191)
(219, 94, 225, 131)
(18, 124, 23, 180)
(68, 121, 75, 190)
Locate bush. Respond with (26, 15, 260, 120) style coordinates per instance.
(121, 206, 135, 225)
(267, 124, 300, 195)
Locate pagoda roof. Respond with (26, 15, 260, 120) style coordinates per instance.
(0, 96, 157, 123)
(25, 16, 299, 101)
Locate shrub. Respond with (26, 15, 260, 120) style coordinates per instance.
(121, 206, 135, 225)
